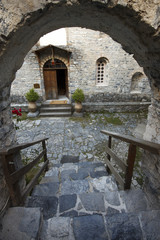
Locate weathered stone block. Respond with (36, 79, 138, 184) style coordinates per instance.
(25, 196, 58, 219)
(59, 194, 77, 213)
(105, 213, 142, 240)
(73, 215, 107, 240)
(79, 192, 105, 212)
(139, 210, 160, 240)
(0, 207, 42, 240)
(32, 182, 59, 197)
(40, 217, 71, 240)
(61, 180, 89, 195)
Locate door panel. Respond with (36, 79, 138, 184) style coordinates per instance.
(43, 70, 58, 99)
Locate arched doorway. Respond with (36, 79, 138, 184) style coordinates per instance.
(43, 59, 68, 100)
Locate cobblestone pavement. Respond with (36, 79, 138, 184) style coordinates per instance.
(14, 111, 147, 188)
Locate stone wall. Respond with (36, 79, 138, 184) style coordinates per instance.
(11, 28, 151, 104)
(143, 102, 160, 207)
(0, 86, 17, 215)
(11, 48, 43, 103)
(67, 28, 151, 99)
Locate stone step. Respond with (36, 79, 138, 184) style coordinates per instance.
(26, 190, 125, 219)
(40, 106, 72, 113)
(45, 161, 108, 181)
(39, 210, 160, 240)
(27, 188, 150, 220)
(119, 188, 152, 213)
(0, 207, 42, 240)
(30, 160, 152, 221)
(31, 162, 114, 200)
(61, 155, 79, 164)
(39, 112, 72, 117)
(41, 103, 72, 108)
(26, 196, 58, 220)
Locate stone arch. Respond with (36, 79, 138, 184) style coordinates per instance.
(0, 0, 160, 212)
(96, 57, 109, 64)
(40, 56, 69, 73)
(0, 1, 159, 93)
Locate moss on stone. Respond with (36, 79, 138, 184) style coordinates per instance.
(103, 116, 123, 125)
(23, 156, 45, 185)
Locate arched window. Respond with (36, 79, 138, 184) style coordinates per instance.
(96, 57, 108, 85)
(130, 72, 144, 93)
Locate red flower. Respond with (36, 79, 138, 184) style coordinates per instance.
(12, 108, 22, 116)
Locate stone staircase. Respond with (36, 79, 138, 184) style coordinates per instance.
(0, 156, 160, 240)
(40, 103, 72, 117)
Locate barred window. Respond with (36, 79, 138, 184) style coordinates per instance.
(96, 58, 108, 85)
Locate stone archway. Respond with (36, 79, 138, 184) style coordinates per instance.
(0, 0, 160, 211)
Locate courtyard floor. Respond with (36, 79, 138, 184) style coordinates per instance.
(14, 111, 148, 188)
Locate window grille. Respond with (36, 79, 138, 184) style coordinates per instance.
(96, 59, 107, 85)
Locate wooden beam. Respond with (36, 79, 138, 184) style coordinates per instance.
(107, 136, 112, 173)
(101, 130, 160, 155)
(105, 145, 127, 172)
(0, 138, 49, 155)
(1, 154, 21, 206)
(124, 144, 136, 189)
(42, 140, 48, 171)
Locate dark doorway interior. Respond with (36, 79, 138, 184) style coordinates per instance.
(57, 69, 66, 95)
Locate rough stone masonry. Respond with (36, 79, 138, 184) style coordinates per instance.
(11, 27, 151, 104)
(0, 0, 160, 213)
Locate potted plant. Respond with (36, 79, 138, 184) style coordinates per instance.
(25, 88, 39, 112)
(72, 88, 85, 113)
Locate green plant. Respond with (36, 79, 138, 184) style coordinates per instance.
(72, 88, 85, 103)
(25, 88, 39, 102)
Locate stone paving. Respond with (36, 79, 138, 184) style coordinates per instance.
(1, 156, 160, 240)
(14, 112, 147, 188)
(26, 161, 126, 219)
(25, 158, 159, 240)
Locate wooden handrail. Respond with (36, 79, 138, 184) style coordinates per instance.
(101, 130, 160, 155)
(0, 138, 49, 206)
(0, 138, 49, 155)
(101, 130, 160, 190)
(10, 150, 46, 184)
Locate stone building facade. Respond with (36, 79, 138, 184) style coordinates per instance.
(11, 27, 151, 107)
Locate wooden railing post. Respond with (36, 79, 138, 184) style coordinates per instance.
(101, 130, 160, 190)
(106, 136, 112, 173)
(124, 143, 136, 189)
(0, 137, 49, 206)
(42, 140, 48, 171)
(1, 154, 21, 206)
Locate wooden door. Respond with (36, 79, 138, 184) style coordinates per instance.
(43, 70, 58, 99)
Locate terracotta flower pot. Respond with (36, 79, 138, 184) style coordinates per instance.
(75, 102, 82, 113)
(28, 102, 37, 113)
